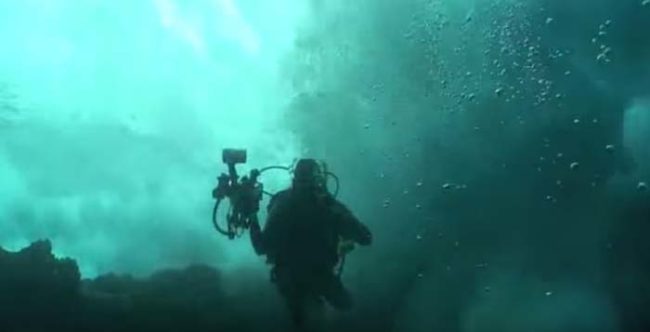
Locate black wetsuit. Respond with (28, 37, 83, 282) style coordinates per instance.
(250, 188, 372, 324)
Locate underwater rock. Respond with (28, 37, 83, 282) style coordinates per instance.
(0, 240, 81, 330)
(0, 239, 81, 301)
(0, 240, 279, 332)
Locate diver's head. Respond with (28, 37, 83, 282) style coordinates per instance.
(292, 158, 327, 193)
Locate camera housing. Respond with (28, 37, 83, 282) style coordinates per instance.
(222, 148, 247, 165)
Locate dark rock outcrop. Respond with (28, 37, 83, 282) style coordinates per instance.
(0, 240, 81, 331)
(0, 240, 285, 332)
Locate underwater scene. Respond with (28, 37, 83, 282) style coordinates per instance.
(0, 0, 649, 331)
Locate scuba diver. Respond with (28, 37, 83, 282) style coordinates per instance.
(250, 159, 372, 326)
(211, 152, 372, 327)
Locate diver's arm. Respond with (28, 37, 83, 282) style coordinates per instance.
(249, 218, 265, 255)
(332, 200, 372, 246)
(250, 192, 288, 257)
(250, 197, 286, 261)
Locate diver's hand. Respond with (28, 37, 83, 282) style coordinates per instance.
(250, 218, 261, 232)
(357, 226, 372, 246)
(249, 219, 265, 255)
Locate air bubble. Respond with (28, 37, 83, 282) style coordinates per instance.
(382, 198, 391, 208)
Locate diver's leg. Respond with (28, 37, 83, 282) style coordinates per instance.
(276, 270, 307, 328)
(288, 296, 306, 328)
(321, 274, 352, 311)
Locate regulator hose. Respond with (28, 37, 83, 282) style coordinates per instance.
(212, 198, 233, 238)
(325, 171, 340, 197)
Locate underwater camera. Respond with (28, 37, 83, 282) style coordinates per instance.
(211, 148, 263, 239)
(222, 148, 247, 165)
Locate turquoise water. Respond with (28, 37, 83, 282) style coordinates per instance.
(0, 0, 649, 331)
